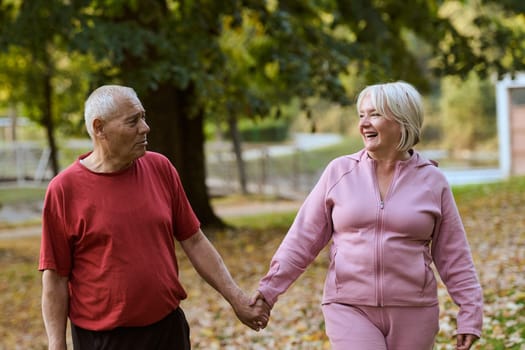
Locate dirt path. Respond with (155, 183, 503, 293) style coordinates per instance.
(213, 199, 301, 218)
(0, 225, 42, 239)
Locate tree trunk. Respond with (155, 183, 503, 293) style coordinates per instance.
(227, 115, 248, 194)
(41, 70, 60, 175)
(142, 82, 225, 229)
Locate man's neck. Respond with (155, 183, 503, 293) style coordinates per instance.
(80, 151, 133, 173)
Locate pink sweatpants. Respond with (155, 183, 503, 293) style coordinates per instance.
(322, 303, 440, 350)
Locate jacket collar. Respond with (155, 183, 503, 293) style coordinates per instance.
(348, 148, 438, 168)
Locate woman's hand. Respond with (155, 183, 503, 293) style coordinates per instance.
(456, 333, 479, 350)
(231, 290, 271, 331)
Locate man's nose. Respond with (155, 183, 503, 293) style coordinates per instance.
(140, 119, 150, 133)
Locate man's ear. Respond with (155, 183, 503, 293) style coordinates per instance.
(93, 118, 105, 138)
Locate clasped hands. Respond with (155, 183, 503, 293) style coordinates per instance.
(232, 290, 271, 331)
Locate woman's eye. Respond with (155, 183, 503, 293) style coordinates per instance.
(359, 113, 381, 119)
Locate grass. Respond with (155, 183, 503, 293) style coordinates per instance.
(0, 186, 47, 206)
(225, 210, 297, 230)
(452, 175, 525, 200)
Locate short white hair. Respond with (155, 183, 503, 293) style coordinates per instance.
(356, 81, 424, 152)
(84, 85, 139, 138)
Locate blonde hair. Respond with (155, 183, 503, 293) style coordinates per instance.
(356, 81, 423, 152)
(84, 85, 139, 138)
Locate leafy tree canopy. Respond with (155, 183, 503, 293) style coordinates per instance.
(2, 0, 525, 225)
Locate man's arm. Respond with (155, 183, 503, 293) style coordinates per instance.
(42, 269, 69, 350)
(180, 229, 270, 330)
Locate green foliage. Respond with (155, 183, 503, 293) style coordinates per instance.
(6, 0, 520, 122)
(237, 118, 290, 142)
(440, 72, 497, 152)
(3, 0, 525, 222)
(0, 0, 87, 122)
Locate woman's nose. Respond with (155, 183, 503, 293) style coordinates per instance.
(359, 115, 370, 125)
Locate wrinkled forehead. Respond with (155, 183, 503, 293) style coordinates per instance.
(107, 94, 144, 118)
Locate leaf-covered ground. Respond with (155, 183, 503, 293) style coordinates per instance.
(0, 178, 524, 349)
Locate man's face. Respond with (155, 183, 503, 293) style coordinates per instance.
(99, 95, 150, 164)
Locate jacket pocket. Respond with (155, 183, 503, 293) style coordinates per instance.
(420, 255, 434, 294)
(420, 257, 429, 293)
(329, 245, 340, 291)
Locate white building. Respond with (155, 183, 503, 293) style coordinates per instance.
(496, 73, 525, 177)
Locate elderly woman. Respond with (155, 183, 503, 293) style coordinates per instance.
(254, 81, 483, 350)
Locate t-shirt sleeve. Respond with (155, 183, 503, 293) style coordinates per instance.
(165, 161, 200, 241)
(39, 183, 73, 276)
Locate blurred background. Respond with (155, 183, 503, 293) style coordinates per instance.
(1, 2, 525, 349)
(1, 0, 524, 226)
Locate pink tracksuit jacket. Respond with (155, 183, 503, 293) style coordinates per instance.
(258, 149, 483, 337)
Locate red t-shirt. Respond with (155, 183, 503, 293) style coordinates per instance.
(39, 151, 200, 330)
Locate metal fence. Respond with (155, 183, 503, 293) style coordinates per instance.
(206, 143, 325, 199)
(0, 139, 504, 194)
(0, 143, 324, 200)
(0, 142, 52, 185)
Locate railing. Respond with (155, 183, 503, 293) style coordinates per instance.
(206, 144, 325, 199)
(0, 142, 51, 185)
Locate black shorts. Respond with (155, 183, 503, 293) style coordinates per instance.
(71, 307, 191, 350)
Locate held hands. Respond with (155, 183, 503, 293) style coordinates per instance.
(231, 290, 271, 331)
(456, 333, 479, 350)
(248, 290, 272, 330)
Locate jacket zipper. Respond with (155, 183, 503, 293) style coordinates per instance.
(376, 199, 385, 307)
(373, 162, 400, 307)
(372, 162, 383, 307)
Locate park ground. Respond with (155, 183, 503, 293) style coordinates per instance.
(1, 178, 524, 349)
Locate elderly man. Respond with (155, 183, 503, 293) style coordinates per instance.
(39, 85, 269, 350)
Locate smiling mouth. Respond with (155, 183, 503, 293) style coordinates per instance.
(364, 132, 378, 138)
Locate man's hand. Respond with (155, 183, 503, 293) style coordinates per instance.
(456, 333, 479, 350)
(231, 290, 271, 331)
(180, 231, 271, 331)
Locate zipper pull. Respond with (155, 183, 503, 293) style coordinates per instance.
(380, 200, 384, 209)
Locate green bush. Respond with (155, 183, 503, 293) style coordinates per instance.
(238, 119, 290, 142)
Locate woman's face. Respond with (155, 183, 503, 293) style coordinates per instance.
(358, 93, 402, 158)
